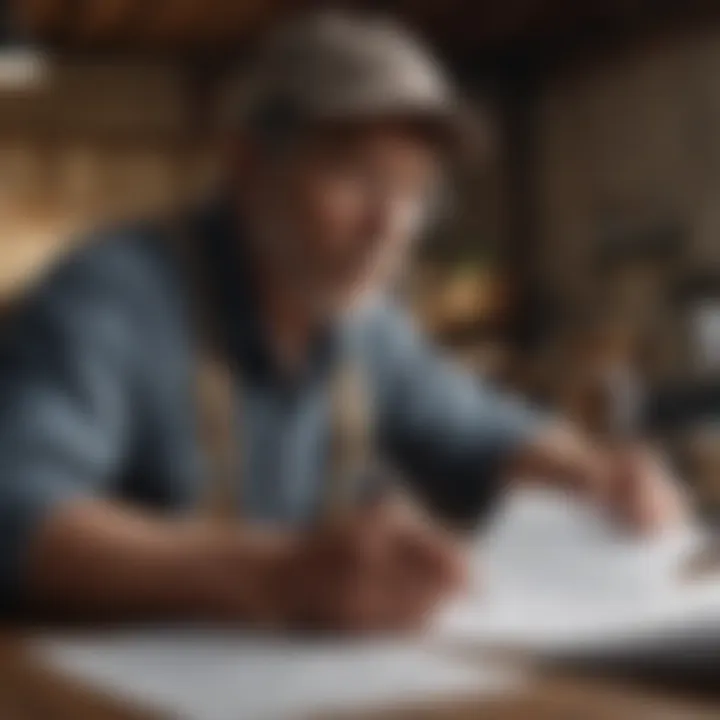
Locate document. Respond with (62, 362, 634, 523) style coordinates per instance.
(436, 488, 720, 658)
(32, 488, 718, 718)
(32, 629, 516, 720)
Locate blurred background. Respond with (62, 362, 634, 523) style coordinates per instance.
(1, 0, 720, 513)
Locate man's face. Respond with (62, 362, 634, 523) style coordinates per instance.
(249, 122, 442, 317)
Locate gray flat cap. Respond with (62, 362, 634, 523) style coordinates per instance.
(227, 10, 476, 154)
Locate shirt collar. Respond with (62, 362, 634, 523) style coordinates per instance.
(191, 199, 349, 388)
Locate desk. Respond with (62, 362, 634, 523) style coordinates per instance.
(0, 634, 718, 720)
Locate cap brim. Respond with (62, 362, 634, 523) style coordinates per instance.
(305, 95, 489, 165)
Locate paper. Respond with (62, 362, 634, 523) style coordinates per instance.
(32, 629, 514, 720)
(31, 489, 718, 717)
(436, 488, 720, 657)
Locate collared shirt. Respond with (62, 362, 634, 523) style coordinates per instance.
(0, 201, 544, 607)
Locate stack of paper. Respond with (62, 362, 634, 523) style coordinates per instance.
(436, 488, 720, 658)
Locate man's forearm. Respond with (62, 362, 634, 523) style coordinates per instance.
(24, 499, 293, 622)
(503, 422, 687, 533)
(504, 423, 608, 497)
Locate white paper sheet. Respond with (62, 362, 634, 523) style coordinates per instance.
(31, 489, 719, 718)
(32, 629, 515, 720)
(436, 488, 720, 656)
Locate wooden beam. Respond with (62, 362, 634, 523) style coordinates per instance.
(495, 63, 545, 354)
(188, 0, 287, 45)
(139, 0, 221, 47)
(71, 0, 143, 44)
(16, 0, 69, 38)
(21, 0, 716, 59)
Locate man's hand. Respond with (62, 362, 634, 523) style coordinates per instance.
(26, 497, 466, 630)
(603, 445, 689, 535)
(509, 424, 689, 534)
(269, 499, 468, 634)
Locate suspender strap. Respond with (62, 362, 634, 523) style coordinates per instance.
(163, 214, 239, 522)
(195, 351, 238, 522)
(164, 212, 373, 523)
(325, 358, 373, 519)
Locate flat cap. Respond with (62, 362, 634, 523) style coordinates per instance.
(228, 10, 476, 154)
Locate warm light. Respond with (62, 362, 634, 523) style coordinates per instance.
(0, 46, 47, 90)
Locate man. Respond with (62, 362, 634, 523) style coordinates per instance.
(0, 12, 684, 630)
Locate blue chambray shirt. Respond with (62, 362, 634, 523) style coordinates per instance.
(0, 201, 544, 607)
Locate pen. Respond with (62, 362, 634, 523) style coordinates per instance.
(680, 536, 720, 582)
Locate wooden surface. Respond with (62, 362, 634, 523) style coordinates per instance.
(0, 633, 158, 720)
(0, 632, 718, 720)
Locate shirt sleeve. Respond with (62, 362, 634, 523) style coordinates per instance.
(372, 305, 548, 525)
(0, 239, 142, 609)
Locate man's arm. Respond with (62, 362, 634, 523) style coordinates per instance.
(373, 305, 686, 531)
(506, 424, 687, 532)
(0, 239, 462, 628)
(503, 422, 607, 493)
(372, 306, 546, 525)
(24, 499, 294, 621)
(0, 237, 300, 620)
(25, 491, 464, 630)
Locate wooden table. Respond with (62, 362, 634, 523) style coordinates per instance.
(0, 632, 718, 720)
